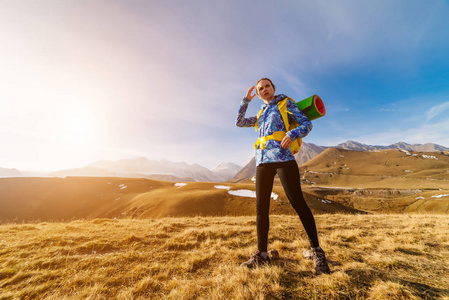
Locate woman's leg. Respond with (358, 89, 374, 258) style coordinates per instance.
(277, 160, 320, 248)
(255, 163, 277, 252)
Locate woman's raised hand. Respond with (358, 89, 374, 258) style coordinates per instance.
(246, 86, 256, 101)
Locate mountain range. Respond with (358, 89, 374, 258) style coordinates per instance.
(2, 146, 448, 222)
(48, 159, 242, 182)
(1, 141, 448, 182)
(0, 167, 22, 177)
(335, 140, 449, 152)
(232, 141, 449, 181)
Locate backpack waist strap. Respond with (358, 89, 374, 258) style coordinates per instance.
(254, 131, 286, 150)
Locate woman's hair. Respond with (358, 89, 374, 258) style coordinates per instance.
(256, 78, 275, 95)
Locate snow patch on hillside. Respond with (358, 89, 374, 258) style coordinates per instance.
(214, 185, 231, 190)
(431, 194, 449, 198)
(398, 149, 411, 155)
(227, 189, 279, 201)
(422, 155, 438, 160)
(228, 190, 256, 198)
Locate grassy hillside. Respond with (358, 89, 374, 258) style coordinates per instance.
(1, 148, 449, 223)
(0, 177, 361, 223)
(299, 148, 449, 213)
(1, 214, 448, 299)
(301, 148, 449, 189)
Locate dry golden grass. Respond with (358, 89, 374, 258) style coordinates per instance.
(1, 214, 448, 299)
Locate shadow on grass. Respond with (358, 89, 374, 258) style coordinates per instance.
(345, 268, 449, 299)
(398, 278, 449, 299)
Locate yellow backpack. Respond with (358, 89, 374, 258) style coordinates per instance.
(254, 97, 302, 155)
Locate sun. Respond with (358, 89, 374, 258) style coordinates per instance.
(44, 100, 103, 170)
(60, 108, 99, 147)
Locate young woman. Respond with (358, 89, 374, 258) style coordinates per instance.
(235, 78, 330, 274)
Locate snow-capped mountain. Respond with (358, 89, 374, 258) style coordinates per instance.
(336, 141, 449, 152)
(49, 158, 240, 182)
(212, 162, 242, 180)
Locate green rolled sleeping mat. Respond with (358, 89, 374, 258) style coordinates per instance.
(296, 94, 326, 121)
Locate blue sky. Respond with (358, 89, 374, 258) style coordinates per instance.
(1, 0, 449, 171)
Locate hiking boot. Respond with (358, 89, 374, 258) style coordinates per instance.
(304, 248, 330, 274)
(303, 249, 313, 259)
(311, 248, 331, 275)
(240, 250, 271, 268)
(268, 249, 280, 260)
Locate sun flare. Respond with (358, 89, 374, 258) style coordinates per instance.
(59, 107, 99, 147)
(41, 99, 104, 171)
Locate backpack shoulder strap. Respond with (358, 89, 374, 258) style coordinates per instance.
(255, 97, 291, 133)
(255, 108, 264, 132)
(278, 97, 302, 154)
(277, 97, 290, 131)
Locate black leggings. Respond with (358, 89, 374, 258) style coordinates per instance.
(255, 160, 319, 251)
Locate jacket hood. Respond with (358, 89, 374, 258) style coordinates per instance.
(260, 94, 288, 109)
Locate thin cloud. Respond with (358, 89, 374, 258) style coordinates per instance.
(426, 101, 449, 121)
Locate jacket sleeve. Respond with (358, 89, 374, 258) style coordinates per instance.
(236, 97, 257, 127)
(286, 98, 313, 140)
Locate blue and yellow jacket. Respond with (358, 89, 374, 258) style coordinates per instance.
(236, 94, 313, 166)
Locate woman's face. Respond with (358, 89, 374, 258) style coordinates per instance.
(256, 79, 275, 102)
